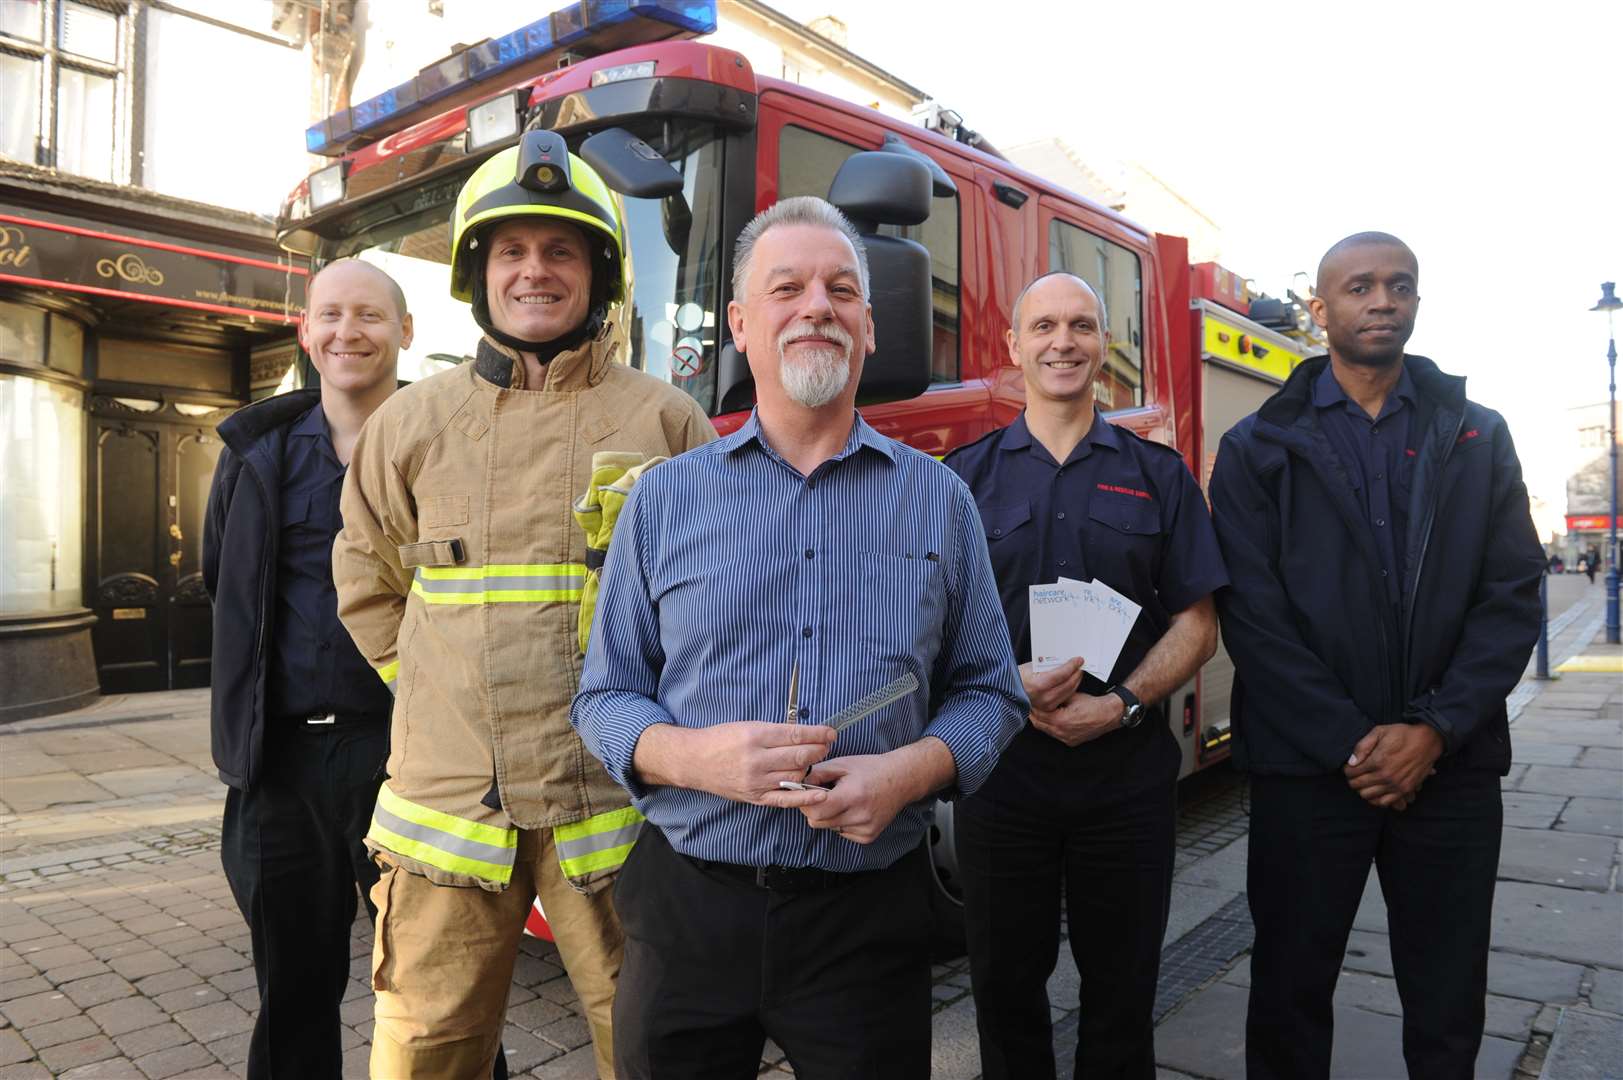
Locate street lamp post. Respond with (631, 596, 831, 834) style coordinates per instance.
(1593, 282, 1621, 645)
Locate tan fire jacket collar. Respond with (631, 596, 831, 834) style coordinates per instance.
(472, 330, 613, 392)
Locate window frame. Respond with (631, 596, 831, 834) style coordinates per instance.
(1045, 214, 1146, 411)
(0, 0, 126, 179)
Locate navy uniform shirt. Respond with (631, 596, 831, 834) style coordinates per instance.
(1312, 366, 1415, 607)
(945, 410, 1228, 800)
(265, 404, 393, 721)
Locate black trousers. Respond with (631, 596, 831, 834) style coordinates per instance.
(1245, 770, 1502, 1080)
(220, 720, 387, 1080)
(612, 826, 933, 1080)
(957, 778, 1176, 1080)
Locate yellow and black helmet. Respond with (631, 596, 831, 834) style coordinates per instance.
(449, 129, 626, 306)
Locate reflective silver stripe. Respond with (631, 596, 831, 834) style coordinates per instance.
(412, 573, 585, 593)
(371, 800, 518, 868)
(556, 818, 644, 862)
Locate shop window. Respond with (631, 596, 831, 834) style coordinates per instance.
(47, 313, 85, 376)
(0, 0, 123, 181)
(0, 373, 85, 613)
(0, 300, 47, 363)
(1048, 219, 1144, 410)
(98, 338, 233, 392)
(777, 124, 961, 383)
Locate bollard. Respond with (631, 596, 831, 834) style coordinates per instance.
(1534, 571, 1553, 680)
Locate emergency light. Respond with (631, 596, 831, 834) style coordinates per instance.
(308, 162, 347, 210)
(304, 0, 717, 156)
(466, 90, 527, 152)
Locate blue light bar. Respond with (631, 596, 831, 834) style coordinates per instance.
(304, 0, 718, 156)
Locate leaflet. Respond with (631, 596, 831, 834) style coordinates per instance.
(1029, 577, 1142, 680)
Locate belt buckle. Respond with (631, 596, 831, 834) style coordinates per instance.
(306, 713, 336, 725)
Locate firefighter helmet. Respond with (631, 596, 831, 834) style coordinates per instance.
(449, 129, 626, 308)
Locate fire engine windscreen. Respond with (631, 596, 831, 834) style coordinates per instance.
(337, 122, 725, 413)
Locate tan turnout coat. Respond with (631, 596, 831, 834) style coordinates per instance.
(333, 332, 715, 888)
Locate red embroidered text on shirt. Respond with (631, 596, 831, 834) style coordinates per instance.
(1456, 428, 1480, 445)
(1097, 483, 1153, 500)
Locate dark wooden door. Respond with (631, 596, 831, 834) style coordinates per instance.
(88, 399, 228, 693)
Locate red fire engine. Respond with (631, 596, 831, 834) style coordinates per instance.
(275, 0, 1323, 946)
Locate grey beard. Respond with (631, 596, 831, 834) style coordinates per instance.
(780, 346, 850, 408)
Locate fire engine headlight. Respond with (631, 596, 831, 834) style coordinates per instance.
(467, 89, 526, 152)
(308, 162, 347, 211)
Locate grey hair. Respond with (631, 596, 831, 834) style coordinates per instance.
(1011, 271, 1106, 335)
(731, 196, 870, 301)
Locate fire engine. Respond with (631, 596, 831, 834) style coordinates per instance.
(275, 0, 1324, 947)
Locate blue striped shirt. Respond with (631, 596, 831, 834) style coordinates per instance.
(571, 409, 1027, 872)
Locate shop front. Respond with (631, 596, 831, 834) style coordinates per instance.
(0, 175, 305, 720)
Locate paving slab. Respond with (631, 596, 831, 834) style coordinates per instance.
(0, 776, 117, 814)
(1490, 883, 1623, 966)
(1555, 797, 1623, 838)
(1591, 967, 1623, 1015)
(1513, 721, 1623, 751)
(929, 996, 980, 1080)
(1331, 969, 1540, 1040)
(1153, 983, 1248, 1079)
(1516, 766, 1623, 800)
(1504, 791, 1574, 830)
(1540, 1006, 1623, 1079)
(1576, 747, 1623, 770)
(1170, 840, 1247, 894)
(1498, 826, 1619, 891)
(1515, 743, 1586, 767)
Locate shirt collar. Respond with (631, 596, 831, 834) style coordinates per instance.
(719, 408, 898, 464)
(289, 401, 330, 439)
(289, 401, 342, 467)
(998, 408, 1120, 462)
(1313, 365, 1417, 417)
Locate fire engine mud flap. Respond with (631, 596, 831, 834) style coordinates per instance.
(927, 798, 967, 961)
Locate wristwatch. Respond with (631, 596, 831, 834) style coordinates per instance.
(1108, 684, 1144, 728)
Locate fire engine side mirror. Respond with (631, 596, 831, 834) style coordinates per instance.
(578, 127, 684, 199)
(828, 151, 930, 229)
(831, 152, 932, 406)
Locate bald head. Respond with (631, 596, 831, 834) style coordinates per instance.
(308, 259, 408, 320)
(1012, 272, 1106, 333)
(1316, 232, 1417, 295)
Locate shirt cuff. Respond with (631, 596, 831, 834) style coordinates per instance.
(576, 694, 674, 800)
(923, 699, 1022, 798)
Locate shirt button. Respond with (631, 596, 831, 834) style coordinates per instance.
(1058, 560, 1067, 567)
(319, 640, 331, 651)
(992, 528, 1002, 537)
(1376, 472, 1385, 481)
(1371, 426, 1381, 435)
(798, 707, 810, 720)
(1056, 512, 1066, 520)
(1376, 518, 1386, 527)
(804, 549, 814, 559)
(802, 627, 812, 638)
(1381, 569, 1389, 577)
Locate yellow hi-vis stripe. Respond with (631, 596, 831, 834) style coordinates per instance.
(410, 564, 587, 605)
(368, 784, 518, 884)
(555, 805, 644, 877)
(375, 659, 399, 695)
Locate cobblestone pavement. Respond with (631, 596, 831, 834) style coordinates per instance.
(3, 577, 1613, 1079)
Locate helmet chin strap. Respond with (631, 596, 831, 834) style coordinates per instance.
(470, 272, 604, 363)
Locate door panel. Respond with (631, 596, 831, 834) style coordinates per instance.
(91, 423, 165, 692)
(87, 401, 230, 693)
(170, 432, 221, 687)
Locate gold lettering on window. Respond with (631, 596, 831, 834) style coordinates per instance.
(0, 225, 32, 269)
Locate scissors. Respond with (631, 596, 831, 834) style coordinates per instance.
(785, 659, 800, 725)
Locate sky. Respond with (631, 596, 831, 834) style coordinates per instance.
(768, 0, 1622, 526)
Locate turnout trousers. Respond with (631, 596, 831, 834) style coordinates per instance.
(220, 718, 388, 1080)
(1245, 770, 1502, 1080)
(957, 775, 1177, 1080)
(368, 826, 622, 1080)
(611, 826, 933, 1080)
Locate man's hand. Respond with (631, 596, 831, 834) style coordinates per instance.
(1020, 658, 1085, 713)
(632, 722, 836, 809)
(799, 738, 954, 844)
(1344, 724, 1442, 809)
(1029, 692, 1124, 748)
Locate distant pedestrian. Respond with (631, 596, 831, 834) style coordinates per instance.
(1585, 557, 1597, 584)
(1210, 232, 1544, 1079)
(204, 259, 411, 1080)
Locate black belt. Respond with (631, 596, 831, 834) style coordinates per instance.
(686, 856, 876, 894)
